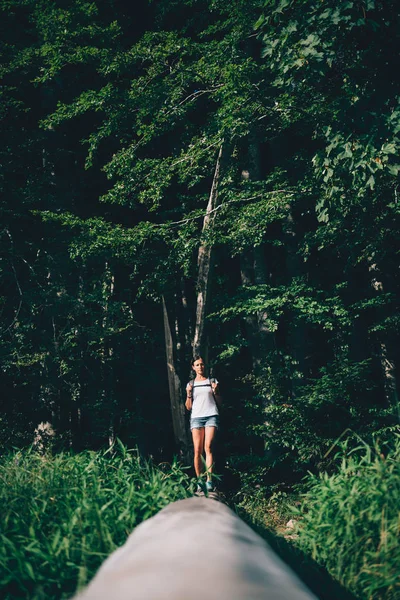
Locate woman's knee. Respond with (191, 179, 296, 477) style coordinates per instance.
(204, 443, 213, 455)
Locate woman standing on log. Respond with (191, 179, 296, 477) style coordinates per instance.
(185, 356, 221, 493)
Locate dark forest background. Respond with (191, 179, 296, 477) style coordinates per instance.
(1, 0, 399, 489)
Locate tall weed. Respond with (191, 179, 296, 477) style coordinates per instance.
(0, 444, 192, 599)
(295, 435, 400, 599)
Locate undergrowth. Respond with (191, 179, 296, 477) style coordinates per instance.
(0, 442, 192, 599)
(295, 435, 400, 600)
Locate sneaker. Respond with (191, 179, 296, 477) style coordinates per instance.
(205, 481, 214, 493)
(195, 483, 204, 495)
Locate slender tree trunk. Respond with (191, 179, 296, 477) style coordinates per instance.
(368, 260, 399, 407)
(379, 342, 399, 406)
(254, 245, 275, 358)
(193, 145, 223, 357)
(70, 272, 85, 449)
(181, 278, 193, 353)
(162, 296, 191, 462)
(107, 268, 116, 446)
(36, 261, 58, 449)
(239, 249, 258, 360)
(283, 206, 306, 398)
(98, 262, 116, 447)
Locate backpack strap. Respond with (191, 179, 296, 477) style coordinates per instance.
(209, 377, 217, 401)
(190, 378, 217, 399)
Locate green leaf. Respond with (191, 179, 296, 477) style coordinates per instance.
(387, 164, 400, 176)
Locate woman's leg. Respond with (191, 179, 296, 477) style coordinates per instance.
(204, 426, 217, 481)
(192, 427, 205, 478)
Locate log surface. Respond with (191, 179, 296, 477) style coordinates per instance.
(72, 497, 318, 600)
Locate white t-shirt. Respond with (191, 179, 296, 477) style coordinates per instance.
(188, 378, 219, 419)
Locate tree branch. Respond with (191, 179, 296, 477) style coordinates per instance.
(158, 189, 295, 228)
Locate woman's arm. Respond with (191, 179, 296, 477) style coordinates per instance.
(185, 383, 193, 411)
(211, 381, 222, 409)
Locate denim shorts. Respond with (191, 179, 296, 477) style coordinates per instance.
(190, 415, 220, 430)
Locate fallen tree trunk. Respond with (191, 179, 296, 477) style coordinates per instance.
(72, 497, 317, 600)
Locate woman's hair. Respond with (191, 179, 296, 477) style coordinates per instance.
(191, 355, 203, 367)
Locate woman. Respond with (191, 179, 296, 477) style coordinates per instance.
(185, 356, 221, 492)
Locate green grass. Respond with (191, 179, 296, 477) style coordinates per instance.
(0, 442, 193, 599)
(294, 435, 400, 600)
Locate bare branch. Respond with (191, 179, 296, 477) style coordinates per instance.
(171, 85, 224, 111)
(158, 189, 295, 228)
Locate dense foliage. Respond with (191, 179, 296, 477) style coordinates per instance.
(1, 0, 399, 483)
(0, 444, 192, 599)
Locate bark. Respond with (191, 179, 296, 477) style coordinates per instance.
(193, 145, 223, 358)
(162, 296, 191, 462)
